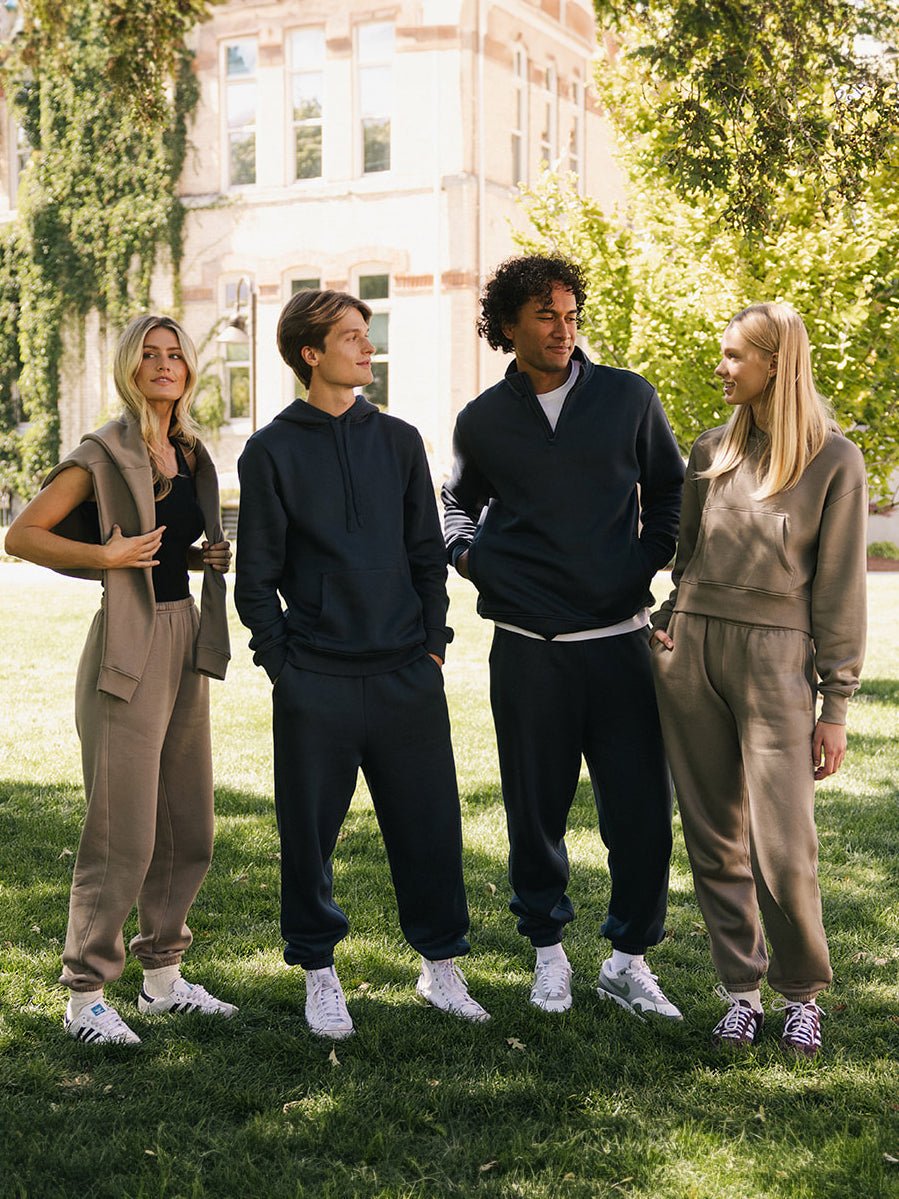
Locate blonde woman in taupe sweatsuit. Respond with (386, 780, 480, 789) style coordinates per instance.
(7, 315, 236, 1045)
(650, 302, 867, 1057)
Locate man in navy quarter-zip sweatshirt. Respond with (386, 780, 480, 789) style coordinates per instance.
(236, 289, 489, 1040)
(442, 256, 685, 1019)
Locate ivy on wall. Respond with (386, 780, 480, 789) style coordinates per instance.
(0, 0, 215, 496)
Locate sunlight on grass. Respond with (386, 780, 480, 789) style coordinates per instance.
(1, 565, 897, 1198)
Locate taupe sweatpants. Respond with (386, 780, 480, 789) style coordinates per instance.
(61, 598, 214, 992)
(651, 613, 832, 1002)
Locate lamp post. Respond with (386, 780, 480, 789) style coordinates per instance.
(216, 276, 257, 430)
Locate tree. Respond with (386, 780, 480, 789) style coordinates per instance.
(592, 0, 899, 235)
(516, 164, 899, 506)
(0, 0, 216, 494)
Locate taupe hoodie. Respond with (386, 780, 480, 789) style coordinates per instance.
(43, 416, 230, 701)
(652, 425, 867, 723)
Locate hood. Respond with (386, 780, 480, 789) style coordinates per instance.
(275, 394, 379, 531)
(274, 394, 380, 428)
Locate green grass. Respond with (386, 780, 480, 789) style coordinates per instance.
(1, 564, 898, 1199)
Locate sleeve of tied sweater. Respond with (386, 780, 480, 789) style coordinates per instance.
(635, 390, 685, 571)
(234, 439, 289, 682)
(810, 460, 868, 724)
(650, 438, 703, 632)
(440, 415, 493, 567)
(404, 430, 454, 660)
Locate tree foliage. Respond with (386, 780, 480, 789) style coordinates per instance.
(517, 165, 899, 506)
(0, 0, 214, 494)
(593, 0, 899, 234)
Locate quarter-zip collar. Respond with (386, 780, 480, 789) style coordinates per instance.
(502, 346, 593, 440)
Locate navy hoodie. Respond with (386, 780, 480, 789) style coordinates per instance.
(235, 395, 452, 680)
(441, 349, 684, 636)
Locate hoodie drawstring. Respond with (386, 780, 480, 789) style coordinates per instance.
(331, 417, 365, 532)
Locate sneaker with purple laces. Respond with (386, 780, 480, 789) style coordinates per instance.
(776, 999, 823, 1057)
(711, 987, 764, 1049)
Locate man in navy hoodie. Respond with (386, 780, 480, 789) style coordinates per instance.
(236, 289, 488, 1038)
(443, 256, 685, 1019)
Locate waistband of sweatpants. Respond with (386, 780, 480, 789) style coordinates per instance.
(154, 596, 196, 613)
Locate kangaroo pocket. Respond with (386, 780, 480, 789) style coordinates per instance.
(691, 506, 795, 595)
(312, 568, 422, 653)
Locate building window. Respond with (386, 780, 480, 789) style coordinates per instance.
(290, 28, 325, 180)
(358, 272, 389, 408)
(225, 40, 257, 187)
(569, 77, 582, 180)
(222, 279, 252, 419)
(511, 47, 528, 185)
(540, 63, 557, 166)
(358, 22, 394, 174)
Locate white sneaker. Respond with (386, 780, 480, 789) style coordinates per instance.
(530, 954, 574, 1013)
(597, 958, 682, 1020)
(305, 966, 354, 1039)
(416, 958, 490, 1023)
(138, 977, 238, 1017)
(65, 999, 141, 1045)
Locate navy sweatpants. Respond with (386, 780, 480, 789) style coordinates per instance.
(272, 654, 471, 969)
(489, 626, 672, 952)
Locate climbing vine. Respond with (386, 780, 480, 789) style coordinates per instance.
(0, 0, 214, 495)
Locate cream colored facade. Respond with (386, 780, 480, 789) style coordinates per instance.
(2, 0, 622, 490)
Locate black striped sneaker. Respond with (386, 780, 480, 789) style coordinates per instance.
(65, 999, 140, 1045)
(137, 978, 238, 1017)
(777, 1000, 823, 1057)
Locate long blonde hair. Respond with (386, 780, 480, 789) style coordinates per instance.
(699, 302, 830, 499)
(113, 314, 201, 497)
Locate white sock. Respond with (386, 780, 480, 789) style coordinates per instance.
(67, 988, 103, 1020)
(610, 950, 644, 974)
(142, 964, 182, 998)
(536, 943, 568, 966)
(729, 988, 763, 1013)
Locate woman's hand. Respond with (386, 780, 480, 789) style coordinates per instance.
(812, 720, 847, 780)
(200, 540, 232, 572)
(651, 628, 674, 651)
(102, 524, 165, 570)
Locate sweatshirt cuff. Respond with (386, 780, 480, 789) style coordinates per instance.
(255, 643, 288, 684)
(425, 628, 451, 660)
(818, 691, 849, 725)
(448, 540, 471, 568)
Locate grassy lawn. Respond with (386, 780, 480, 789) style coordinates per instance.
(1, 564, 897, 1199)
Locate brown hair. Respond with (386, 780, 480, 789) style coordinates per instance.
(277, 289, 372, 386)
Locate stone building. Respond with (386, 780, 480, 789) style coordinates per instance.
(1, 0, 620, 494)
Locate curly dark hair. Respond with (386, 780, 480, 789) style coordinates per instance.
(477, 255, 587, 353)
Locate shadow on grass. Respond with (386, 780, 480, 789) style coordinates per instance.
(3, 773, 899, 1199)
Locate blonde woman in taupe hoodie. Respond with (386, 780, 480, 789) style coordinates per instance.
(7, 315, 237, 1044)
(650, 302, 867, 1057)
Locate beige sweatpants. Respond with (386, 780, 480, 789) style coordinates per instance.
(651, 612, 832, 1002)
(61, 598, 214, 992)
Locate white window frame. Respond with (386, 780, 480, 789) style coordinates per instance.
(354, 268, 391, 409)
(540, 62, 558, 167)
(223, 39, 258, 189)
(357, 21, 394, 176)
(288, 27, 326, 182)
(511, 46, 529, 186)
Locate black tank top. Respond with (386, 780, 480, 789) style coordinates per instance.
(153, 440, 204, 602)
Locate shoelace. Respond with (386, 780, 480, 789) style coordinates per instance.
(311, 974, 349, 1026)
(622, 963, 665, 1001)
(431, 962, 481, 1010)
(774, 999, 822, 1048)
(716, 1001, 757, 1037)
(89, 1005, 134, 1038)
(536, 959, 571, 997)
(170, 981, 216, 1012)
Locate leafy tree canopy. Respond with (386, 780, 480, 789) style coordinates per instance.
(593, 0, 899, 234)
(0, 0, 215, 493)
(517, 163, 899, 506)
